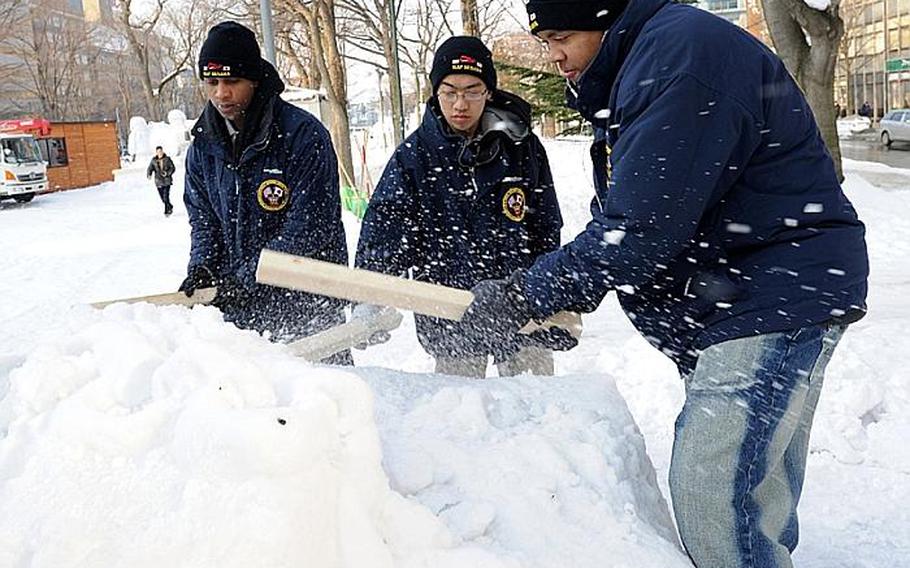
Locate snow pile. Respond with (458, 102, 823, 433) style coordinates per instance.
(805, 169, 910, 472)
(368, 369, 687, 567)
(127, 113, 190, 160)
(836, 115, 872, 137)
(0, 302, 690, 567)
(803, 0, 831, 11)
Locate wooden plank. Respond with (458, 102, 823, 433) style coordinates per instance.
(91, 288, 217, 309)
(287, 307, 403, 362)
(256, 250, 582, 337)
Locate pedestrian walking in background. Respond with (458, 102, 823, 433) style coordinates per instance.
(146, 146, 175, 216)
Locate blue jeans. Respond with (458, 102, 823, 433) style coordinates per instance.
(670, 323, 845, 568)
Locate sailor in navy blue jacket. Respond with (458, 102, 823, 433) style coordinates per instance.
(458, 1, 870, 566)
(181, 22, 348, 360)
(355, 37, 563, 375)
(464, 0, 868, 370)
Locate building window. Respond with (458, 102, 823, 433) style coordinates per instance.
(37, 138, 69, 168)
(706, 0, 739, 10)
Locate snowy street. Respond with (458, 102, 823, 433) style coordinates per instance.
(0, 140, 908, 566)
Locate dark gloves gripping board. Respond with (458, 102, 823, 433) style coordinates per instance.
(180, 265, 248, 311)
(460, 269, 579, 362)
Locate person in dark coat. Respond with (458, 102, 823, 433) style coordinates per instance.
(146, 146, 175, 216)
(458, 1, 870, 566)
(355, 36, 564, 378)
(180, 21, 350, 364)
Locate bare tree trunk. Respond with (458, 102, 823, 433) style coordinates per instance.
(289, 0, 355, 188)
(380, 26, 405, 145)
(461, 0, 478, 36)
(115, 0, 201, 121)
(5, 0, 94, 121)
(318, 0, 356, 187)
(117, 0, 161, 120)
(761, 0, 844, 180)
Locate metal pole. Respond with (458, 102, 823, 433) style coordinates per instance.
(884, 0, 890, 114)
(260, 0, 277, 65)
(387, 0, 406, 141)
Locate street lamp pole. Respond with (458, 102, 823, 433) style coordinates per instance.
(884, 0, 890, 114)
(260, 0, 277, 65)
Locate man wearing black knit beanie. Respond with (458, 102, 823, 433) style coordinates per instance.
(353, 36, 567, 377)
(458, 1, 869, 567)
(181, 20, 351, 364)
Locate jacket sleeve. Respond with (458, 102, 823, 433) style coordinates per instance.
(354, 150, 419, 277)
(527, 135, 563, 259)
(235, 120, 348, 286)
(523, 73, 761, 319)
(183, 146, 225, 274)
(146, 159, 155, 178)
(165, 156, 176, 177)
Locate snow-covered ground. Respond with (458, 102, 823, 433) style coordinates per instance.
(0, 141, 908, 566)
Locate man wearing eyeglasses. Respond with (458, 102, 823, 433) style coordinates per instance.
(354, 36, 565, 378)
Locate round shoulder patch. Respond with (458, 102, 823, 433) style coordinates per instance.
(257, 179, 290, 212)
(502, 186, 527, 222)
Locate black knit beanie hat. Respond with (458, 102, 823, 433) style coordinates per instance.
(430, 36, 497, 94)
(526, 0, 630, 35)
(198, 21, 263, 81)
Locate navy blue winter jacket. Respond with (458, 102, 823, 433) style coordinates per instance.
(523, 0, 869, 370)
(356, 91, 563, 356)
(184, 65, 348, 341)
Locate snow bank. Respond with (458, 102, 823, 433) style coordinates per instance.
(127, 113, 191, 160)
(367, 369, 687, 567)
(0, 303, 689, 567)
(836, 115, 872, 137)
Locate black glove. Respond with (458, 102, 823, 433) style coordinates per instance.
(491, 325, 579, 364)
(179, 265, 217, 297)
(459, 270, 535, 355)
(461, 270, 580, 361)
(210, 274, 249, 312)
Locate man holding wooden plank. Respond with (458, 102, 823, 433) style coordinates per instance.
(180, 21, 350, 364)
(353, 36, 566, 378)
(457, 2, 871, 567)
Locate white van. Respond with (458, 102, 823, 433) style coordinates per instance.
(0, 133, 48, 203)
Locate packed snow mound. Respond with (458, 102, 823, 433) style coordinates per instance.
(366, 369, 688, 566)
(126, 113, 190, 160)
(0, 303, 690, 567)
(0, 304, 487, 567)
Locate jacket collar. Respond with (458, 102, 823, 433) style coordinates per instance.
(566, 0, 669, 128)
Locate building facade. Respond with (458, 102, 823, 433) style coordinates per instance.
(704, 0, 910, 118)
(0, 0, 200, 132)
(701, 0, 748, 27)
(837, 0, 910, 117)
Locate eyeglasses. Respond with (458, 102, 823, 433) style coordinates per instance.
(437, 89, 488, 104)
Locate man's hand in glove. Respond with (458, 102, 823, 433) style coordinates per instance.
(209, 275, 249, 311)
(350, 303, 394, 350)
(460, 270, 579, 360)
(179, 265, 217, 297)
(459, 270, 534, 351)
